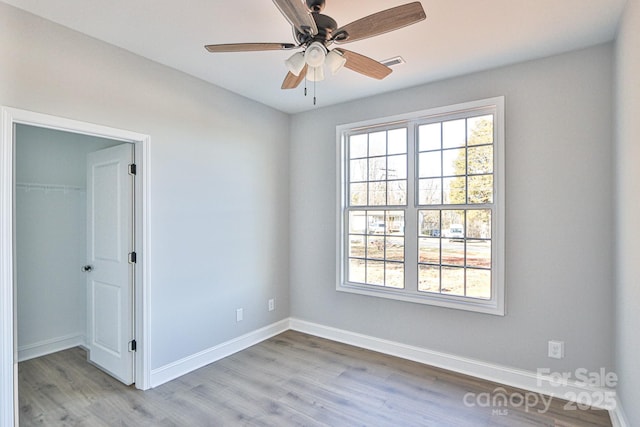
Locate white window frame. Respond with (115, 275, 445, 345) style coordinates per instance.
(336, 97, 505, 315)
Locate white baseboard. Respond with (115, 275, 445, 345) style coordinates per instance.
(609, 396, 630, 427)
(150, 319, 290, 388)
(18, 333, 85, 362)
(289, 318, 617, 411)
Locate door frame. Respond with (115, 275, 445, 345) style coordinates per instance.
(0, 106, 151, 426)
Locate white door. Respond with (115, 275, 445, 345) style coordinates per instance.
(86, 144, 135, 385)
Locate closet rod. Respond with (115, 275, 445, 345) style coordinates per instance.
(16, 182, 86, 193)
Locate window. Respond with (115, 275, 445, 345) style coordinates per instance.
(337, 97, 505, 315)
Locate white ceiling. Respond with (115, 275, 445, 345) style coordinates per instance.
(3, 0, 627, 113)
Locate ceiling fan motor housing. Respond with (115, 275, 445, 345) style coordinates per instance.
(295, 13, 338, 45)
(306, 0, 325, 12)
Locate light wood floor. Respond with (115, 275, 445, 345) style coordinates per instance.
(19, 330, 612, 426)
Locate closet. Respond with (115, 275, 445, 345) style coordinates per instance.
(15, 124, 121, 361)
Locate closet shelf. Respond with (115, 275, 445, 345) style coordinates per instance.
(16, 182, 86, 193)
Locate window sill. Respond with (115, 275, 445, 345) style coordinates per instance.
(337, 282, 505, 316)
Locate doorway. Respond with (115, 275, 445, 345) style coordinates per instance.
(16, 124, 135, 384)
(0, 107, 150, 426)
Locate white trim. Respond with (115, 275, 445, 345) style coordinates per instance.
(18, 334, 85, 362)
(0, 106, 152, 427)
(609, 396, 630, 427)
(0, 108, 15, 427)
(335, 96, 506, 316)
(135, 137, 152, 391)
(149, 319, 290, 388)
(289, 318, 617, 411)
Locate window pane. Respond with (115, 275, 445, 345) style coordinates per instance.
(467, 240, 491, 268)
(349, 134, 367, 158)
(369, 157, 387, 181)
(442, 239, 464, 266)
(350, 183, 367, 206)
(349, 235, 365, 258)
(467, 115, 493, 146)
(442, 210, 465, 238)
(419, 210, 440, 237)
(348, 258, 366, 283)
(367, 211, 385, 235)
(442, 119, 465, 148)
(386, 211, 405, 236)
(442, 148, 465, 176)
(467, 210, 491, 239)
(419, 151, 441, 178)
(386, 237, 404, 261)
(419, 237, 440, 264)
(350, 158, 368, 182)
(466, 268, 491, 299)
(468, 175, 493, 204)
(366, 260, 385, 286)
(467, 145, 493, 174)
(368, 181, 387, 205)
(419, 123, 441, 151)
(441, 267, 465, 296)
(349, 211, 367, 233)
(369, 132, 386, 156)
(367, 236, 384, 259)
(388, 128, 407, 154)
(387, 181, 406, 205)
(418, 265, 440, 293)
(387, 155, 407, 180)
(386, 262, 404, 288)
(443, 177, 466, 204)
(419, 179, 442, 205)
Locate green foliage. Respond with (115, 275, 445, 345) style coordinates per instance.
(448, 118, 494, 205)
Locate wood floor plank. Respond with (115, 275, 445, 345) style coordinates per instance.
(18, 330, 613, 426)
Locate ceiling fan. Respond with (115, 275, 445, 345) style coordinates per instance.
(204, 0, 426, 90)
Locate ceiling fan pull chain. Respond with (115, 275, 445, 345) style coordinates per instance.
(313, 75, 317, 105)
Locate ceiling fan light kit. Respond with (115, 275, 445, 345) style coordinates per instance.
(306, 65, 325, 82)
(304, 42, 327, 68)
(285, 52, 306, 76)
(286, 42, 345, 80)
(204, 0, 426, 100)
(325, 49, 346, 75)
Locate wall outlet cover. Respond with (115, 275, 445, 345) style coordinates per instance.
(548, 340, 564, 359)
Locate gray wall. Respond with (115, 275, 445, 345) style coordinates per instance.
(615, 0, 640, 423)
(290, 44, 614, 374)
(1, 2, 291, 370)
(15, 124, 120, 358)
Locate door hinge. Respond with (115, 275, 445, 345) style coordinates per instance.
(128, 252, 137, 264)
(128, 163, 137, 175)
(128, 340, 137, 352)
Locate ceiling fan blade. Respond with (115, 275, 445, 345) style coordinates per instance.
(205, 43, 296, 53)
(272, 0, 318, 36)
(335, 49, 392, 80)
(282, 65, 308, 89)
(333, 2, 426, 44)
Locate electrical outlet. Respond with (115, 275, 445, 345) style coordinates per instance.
(268, 298, 275, 312)
(548, 340, 564, 359)
(236, 308, 243, 322)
